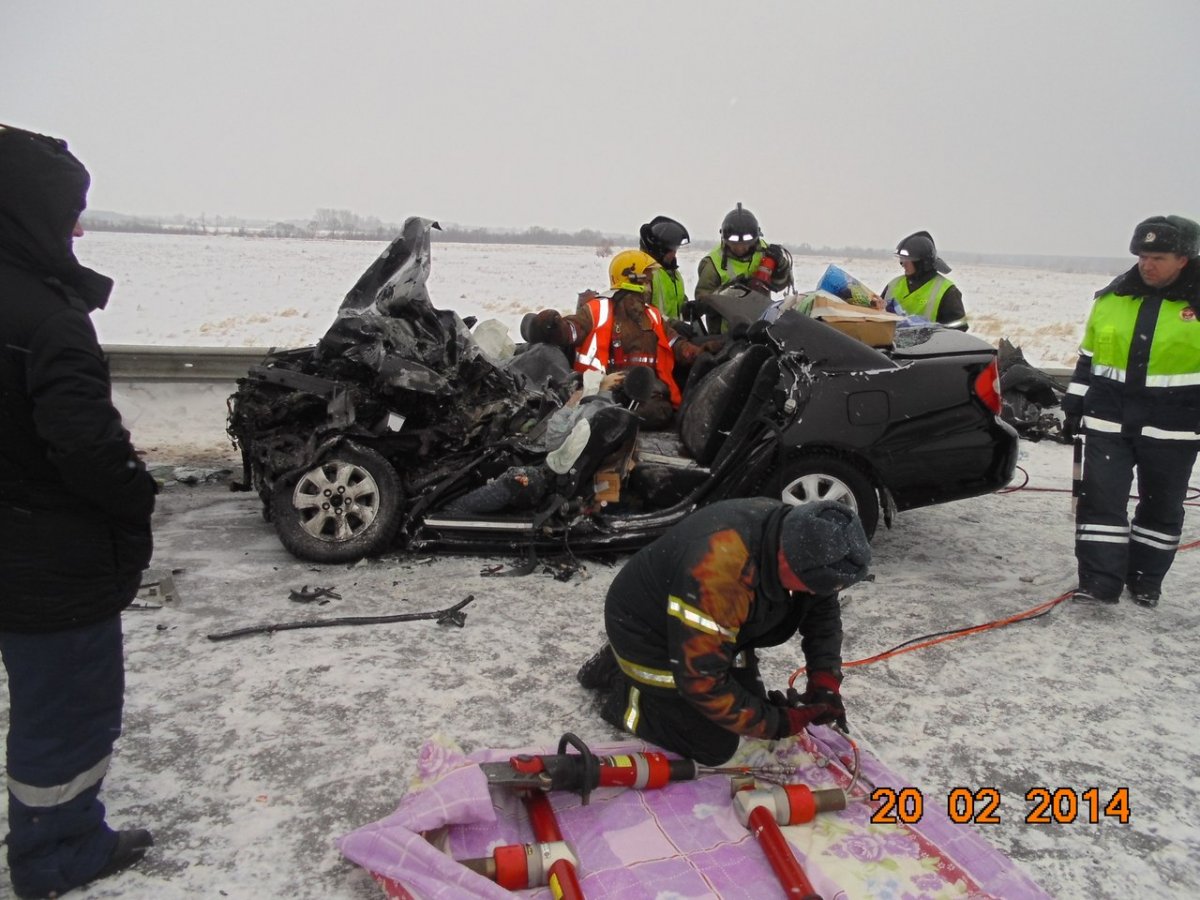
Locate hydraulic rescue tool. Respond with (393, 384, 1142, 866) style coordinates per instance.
(479, 732, 802, 804)
(468, 731, 862, 898)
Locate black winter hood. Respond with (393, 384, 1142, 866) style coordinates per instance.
(1099, 259, 1200, 310)
(0, 126, 113, 310)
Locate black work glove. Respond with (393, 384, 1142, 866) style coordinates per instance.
(672, 319, 696, 340)
(520, 310, 566, 345)
(1061, 412, 1081, 442)
(765, 243, 785, 265)
(795, 670, 848, 732)
(768, 671, 847, 737)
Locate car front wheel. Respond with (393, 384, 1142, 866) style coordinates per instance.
(270, 444, 402, 563)
(771, 455, 879, 539)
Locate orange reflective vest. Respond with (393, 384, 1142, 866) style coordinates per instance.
(573, 292, 682, 406)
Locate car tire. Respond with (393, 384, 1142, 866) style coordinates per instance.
(769, 455, 879, 539)
(270, 444, 402, 563)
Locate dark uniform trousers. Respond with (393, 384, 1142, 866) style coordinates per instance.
(0, 616, 124, 895)
(1076, 430, 1198, 599)
(599, 653, 768, 766)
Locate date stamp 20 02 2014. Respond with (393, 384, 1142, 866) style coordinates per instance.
(870, 786, 1131, 826)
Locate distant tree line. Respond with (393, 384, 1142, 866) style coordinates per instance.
(78, 208, 1125, 274)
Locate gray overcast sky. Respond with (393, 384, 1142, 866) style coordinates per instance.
(4, 0, 1198, 257)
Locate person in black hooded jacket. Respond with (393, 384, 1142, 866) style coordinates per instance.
(0, 125, 156, 897)
(577, 498, 870, 765)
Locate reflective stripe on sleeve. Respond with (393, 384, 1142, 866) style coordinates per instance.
(7, 754, 110, 809)
(666, 596, 738, 640)
(1081, 415, 1122, 433)
(1090, 364, 1127, 383)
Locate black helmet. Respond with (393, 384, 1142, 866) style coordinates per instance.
(895, 230, 951, 274)
(639, 215, 690, 262)
(721, 203, 761, 241)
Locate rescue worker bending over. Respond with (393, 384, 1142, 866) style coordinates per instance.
(695, 203, 793, 333)
(881, 231, 968, 330)
(523, 250, 720, 430)
(639, 215, 691, 322)
(1064, 214, 1200, 608)
(578, 498, 871, 765)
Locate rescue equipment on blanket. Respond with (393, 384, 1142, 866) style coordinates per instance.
(738, 795, 824, 900)
(459, 841, 578, 892)
(471, 731, 856, 898)
(479, 731, 802, 805)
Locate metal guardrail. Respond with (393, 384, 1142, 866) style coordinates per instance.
(103, 345, 1075, 389)
(104, 345, 274, 381)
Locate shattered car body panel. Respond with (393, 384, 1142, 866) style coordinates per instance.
(228, 219, 1019, 563)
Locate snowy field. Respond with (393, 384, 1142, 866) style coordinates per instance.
(3, 233, 1198, 899)
(80, 231, 1105, 370)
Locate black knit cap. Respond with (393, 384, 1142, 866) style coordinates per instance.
(1130, 215, 1200, 258)
(779, 500, 871, 594)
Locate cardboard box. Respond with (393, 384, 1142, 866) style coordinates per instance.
(810, 294, 903, 348)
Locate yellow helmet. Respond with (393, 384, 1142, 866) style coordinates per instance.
(608, 249, 659, 293)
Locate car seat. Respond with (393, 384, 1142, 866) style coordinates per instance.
(678, 344, 773, 465)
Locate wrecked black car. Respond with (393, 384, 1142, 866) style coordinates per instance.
(227, 218, 1019, 563)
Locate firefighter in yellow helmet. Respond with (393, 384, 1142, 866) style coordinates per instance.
(522, 250, 721, 429)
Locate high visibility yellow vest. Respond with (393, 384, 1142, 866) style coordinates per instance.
(651, 267, 687, 319)
(883, 273, 954, 321)
(706, 241, 767, 285)
(1082, 292, 1200, 388)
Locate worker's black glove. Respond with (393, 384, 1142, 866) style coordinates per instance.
(765, 243, 785, 265)
(772, 695, 841, 738)
(520, 310, 567, 345)
(769, 671, 847, 737)
(795, 670, 848, 732)
(1061, 412, 1081, 442)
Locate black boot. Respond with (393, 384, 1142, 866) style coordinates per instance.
(1071, 588, 1119, 604)
(1130, 588, 1160, 609)
(88, 829, 154, 884)
(12, 829, 153, 899)
(577, 644, 619, 690)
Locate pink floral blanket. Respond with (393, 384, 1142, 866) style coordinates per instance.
(339, 729, 1049, 900)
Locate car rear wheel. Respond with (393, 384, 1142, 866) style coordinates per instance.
(271, 444, 402, 563)
(770, 455, 879, 539)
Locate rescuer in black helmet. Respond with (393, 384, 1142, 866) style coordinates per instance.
(638, 215, 691, 321)
(880, 230, 968, 330)
(695, 203, 793, 333)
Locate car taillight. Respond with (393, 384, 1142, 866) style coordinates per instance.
(973, 360, 1002, 415)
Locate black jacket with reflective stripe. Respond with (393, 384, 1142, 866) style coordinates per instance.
(604, 498, 843, 741)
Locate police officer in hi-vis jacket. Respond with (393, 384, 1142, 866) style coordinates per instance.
(1063, 214, 1200, 607)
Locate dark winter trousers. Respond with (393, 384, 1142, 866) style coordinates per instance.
(1075, 430, 1197, 600)
(599, 658, 767, 766)
(0, 616, 124, 896)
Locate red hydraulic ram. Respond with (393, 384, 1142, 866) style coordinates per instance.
(734, 784, 846, 900)
(523, 790, 585, 900)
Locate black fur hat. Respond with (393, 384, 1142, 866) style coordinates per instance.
(1130, 215, 1200, 258)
